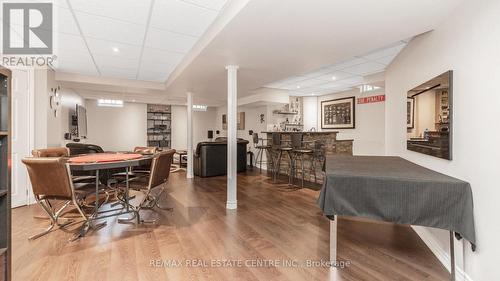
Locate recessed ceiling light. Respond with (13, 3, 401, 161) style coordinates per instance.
(296, 85, 301, 89)
(331, 76, 336, 80)
(112, 47, 120, 53)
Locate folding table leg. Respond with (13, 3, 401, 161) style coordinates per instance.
(330, 216, 337, 263)
(450, 231, 455, 281)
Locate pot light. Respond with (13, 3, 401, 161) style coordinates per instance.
(296, 85, 301, 89)
(98, 99, 123, 107)
(331, 76, 336, 80)
(112, 47, 120, 53)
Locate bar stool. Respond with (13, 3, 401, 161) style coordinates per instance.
(252, 133, 272, 173)
(313, 140, 327, 173)
(271, 133, 293, 184)
(290, 134, 315, 187)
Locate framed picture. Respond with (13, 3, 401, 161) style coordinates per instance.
(321, 97, 355, 129)
(222, 112, 245, 130)
(407, 97, 415, 129)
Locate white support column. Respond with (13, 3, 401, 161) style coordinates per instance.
(226, 65, 239, 209)
(186, 92, 194, 179)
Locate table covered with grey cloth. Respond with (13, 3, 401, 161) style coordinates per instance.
(317, 156, 476, 250)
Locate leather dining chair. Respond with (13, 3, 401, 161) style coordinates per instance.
(31, 147, 95, 183)
(112, 146, 159, 182)
(134, 146, 158, 155)
(22, 157, 100, 240)
(31, 147, 70, 157)
(119, 149, 175, 223)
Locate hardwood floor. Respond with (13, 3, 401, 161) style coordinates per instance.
(12, 169, 449, 281)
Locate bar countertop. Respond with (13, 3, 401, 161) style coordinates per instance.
(261, 131, 339, 134)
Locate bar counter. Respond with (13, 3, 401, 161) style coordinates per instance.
(262, 131, 353, 184)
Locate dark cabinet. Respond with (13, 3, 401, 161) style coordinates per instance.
(0, 67, 11, 281)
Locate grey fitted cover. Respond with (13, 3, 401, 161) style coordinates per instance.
(317, 156, 476, 249)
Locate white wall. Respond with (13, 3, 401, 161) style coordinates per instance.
(171, 105, 217, 150)
(302, 96, 318, 131)
(58, 88, 85, 144)
(316, 89, 386, 155)
(33, 69, 85, 148)
(215, 105, 267, 165)
(385, 0, 500, 279)
(85, 100, 147, 151)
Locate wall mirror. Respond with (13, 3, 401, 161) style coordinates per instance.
(407, 71, 452, 160)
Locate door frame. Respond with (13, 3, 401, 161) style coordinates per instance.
(10, 68, 35, 207)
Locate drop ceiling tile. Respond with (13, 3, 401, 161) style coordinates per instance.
(336, 76, 364, 86)
(141, 47, 184, 66)
(315, 71, 352, 82)
(145, 27, 197, 53)
(326, 57, 369, 72)
(93, 55, 139, 71)
(10, 0, 68, 8)
(86, 38, 142, 59)
(181, 0, 228, 11)
(138, 61, 177, 81)
(69, 0, 152, 25)
(55, 63, 98, 76)
(264, 82, 287, 89)
(373, 54, 398, 66)
(277, 76, 308, 86)
(55, 7, 80, 35)
(55, 51, 94, 68)
(293, 79, 328, 88)
(315, 81, 356, 90)
(342, 62, 385, 76)
(151, 0, 218, 36)
(137, 71, 169, 82)
(300, 67, 337, 79)
(140, 62, 176, 74)
(362, 42, 406, 61)
(100, 67, 138, 80)
(56, 33, 88, 54)
(75, 12, 146, 45)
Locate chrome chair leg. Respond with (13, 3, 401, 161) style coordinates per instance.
(135, 183, 172, 224)
(29, 200, 74, 240)
(289, 152, 295, 185)
(273, 150, 282, 183)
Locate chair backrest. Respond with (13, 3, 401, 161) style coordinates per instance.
(149, 149, 175, 189)
(134, 146, 158, 154)
(66, 143, 104, 156)
(290, 133, 303, 149)
(22, 157, 73, 200)
(271, 133, 281, 147)
(31, 147, 70, 157)
(252, 133, 259, 144)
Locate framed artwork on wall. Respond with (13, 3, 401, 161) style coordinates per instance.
(407, 97, 415, 129)
(321, 97, 355, 129)
(222, 112, 245, 130)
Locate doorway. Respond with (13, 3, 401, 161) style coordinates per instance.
(10, 69, 34, 208)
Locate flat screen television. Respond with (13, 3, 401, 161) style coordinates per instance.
(76, 105, 87, 138)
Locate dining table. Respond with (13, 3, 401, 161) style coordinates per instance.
(68, 153, 154, 238)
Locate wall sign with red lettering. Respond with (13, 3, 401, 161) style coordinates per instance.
(357, 94, 385, 104)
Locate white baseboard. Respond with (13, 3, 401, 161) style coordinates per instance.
(411, 226, 473, 281)
(226, 200, 237, 209)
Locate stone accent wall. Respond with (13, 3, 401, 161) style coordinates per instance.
(264, 132, 353, 184)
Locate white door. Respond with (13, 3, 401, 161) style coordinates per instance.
(11, 69, 32, 208)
